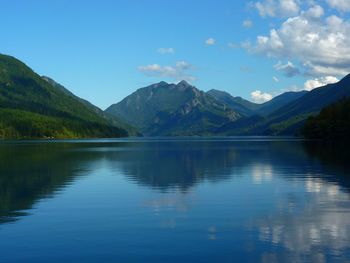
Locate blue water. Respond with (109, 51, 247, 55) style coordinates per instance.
(0, 138, 349, 262)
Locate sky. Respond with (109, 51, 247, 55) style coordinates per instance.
(1, 0, 350, 109)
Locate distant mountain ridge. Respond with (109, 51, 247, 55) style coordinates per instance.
(107, 74, 350, 136)
(207, 89, 308, 116)
(217, 74, 350, 135)
(207, 89, 259, 116)
(258, 74, 350, 135)
(106, 81, 241, 136)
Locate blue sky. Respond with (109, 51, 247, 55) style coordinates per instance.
(1, 0, 350, 108)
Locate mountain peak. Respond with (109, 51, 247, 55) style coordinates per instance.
(149, 81, 169, 88)
(106, 79, 241, 135)
(177, 80, 192, 87)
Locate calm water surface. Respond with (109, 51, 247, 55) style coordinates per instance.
(0, 138, 349, 262)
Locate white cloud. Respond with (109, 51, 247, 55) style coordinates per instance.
(274, 61, 300, 77)
(243, 19, 253, 28)
(205, 38, 216, 45)
(249, 8, 350, 76)
(157, 48, 175, 54)
(303, 4, 324, 18)
(255, 0, 275, 17)
(304, 76, 339, 91)
(138, 61, 196, 82)
(228, 42, 238, 48)
(255, 0, 300, 18)
(251, 90, 273, 103)
(279, 0, 300, 15)
(326, 0, 350, 12)
(273, 76, 279, 82)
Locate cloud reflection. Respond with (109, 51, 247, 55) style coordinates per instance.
(255, 176, 350, 262)
(252, 164, 273, 184)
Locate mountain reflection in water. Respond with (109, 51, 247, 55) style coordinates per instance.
(0, 138, 349, 262)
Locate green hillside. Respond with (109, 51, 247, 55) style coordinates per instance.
(302, 98, 350, 140)
(0, 54, 129, 139)
(42, 76, 139, 136)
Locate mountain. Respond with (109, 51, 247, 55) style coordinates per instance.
(302, 98, 350, 140)
(0, 54, 130, 139)
(206, 75, 350, 136)
(208, 89, 308, 116)
(207, 89, 259, 116)
(248, 74, 350, 135)
(42, 76, 139, 136)
(270, 75, 350, 121)
(256, 91, 308, 116)
(42, 76, 103, 115)
(106, 81, 241, 136)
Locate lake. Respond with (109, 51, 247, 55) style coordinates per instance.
(0, 137, 349, 262)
